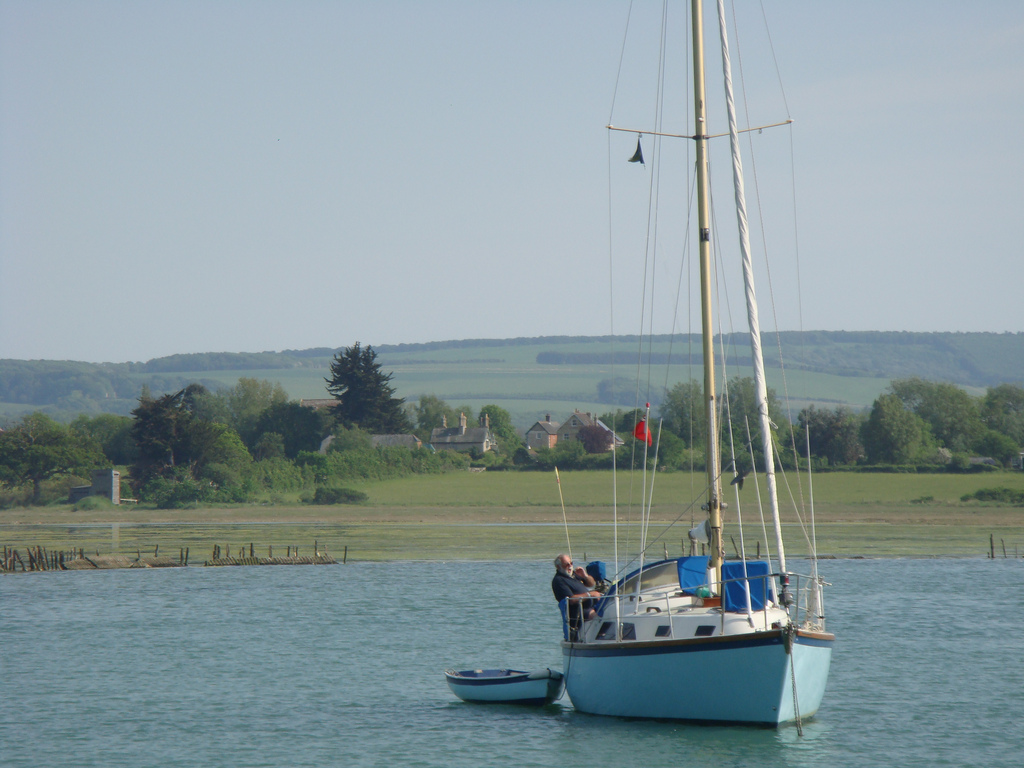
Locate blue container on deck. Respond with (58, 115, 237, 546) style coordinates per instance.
(586, 561, 607, 582)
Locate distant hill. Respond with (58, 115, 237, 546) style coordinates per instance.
(2, 332, 1021, 426)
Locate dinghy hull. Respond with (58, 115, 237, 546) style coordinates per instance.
(445, 668, 564, 706)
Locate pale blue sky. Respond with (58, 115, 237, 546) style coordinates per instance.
(2, 1, 1022, 363)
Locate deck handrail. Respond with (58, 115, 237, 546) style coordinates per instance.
(560, 565, 826, 641)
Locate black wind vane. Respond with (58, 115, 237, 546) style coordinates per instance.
(628, 134, 644, 165)
(730, 469, 749, 491)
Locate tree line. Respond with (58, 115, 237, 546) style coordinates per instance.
(2, 342, 1022, 509)
(651, 376, 1024, 472)
(0, 343, 548, 509)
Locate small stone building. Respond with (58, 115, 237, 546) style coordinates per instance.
(68, 469, 120, 505)
(429, 413, 496, 453)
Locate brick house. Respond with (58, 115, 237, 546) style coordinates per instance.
(525, 414, 560, 450)
(555, 409, 622, 451)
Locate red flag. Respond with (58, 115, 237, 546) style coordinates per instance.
(633, 419, 653, 446)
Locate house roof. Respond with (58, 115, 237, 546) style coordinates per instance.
(430, 426, 492, 445)
(526, 420, 560, 435)
(371, 434, 422, 449)
(561, 410, 599, 428)
(300, 398, 338, 410)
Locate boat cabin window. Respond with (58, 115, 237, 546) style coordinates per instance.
(596, 622, 638, 641)
(695, 625, 715, 637)
(655, 625, 671, 637)
(618, 560, 681, 596)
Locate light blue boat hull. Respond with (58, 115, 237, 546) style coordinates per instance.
(562, 629, 832, 725)
(445, 668, 564, 706)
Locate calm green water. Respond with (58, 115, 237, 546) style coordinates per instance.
(1, 558, 1020, 767)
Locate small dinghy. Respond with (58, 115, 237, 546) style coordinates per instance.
(445, 668, 564, 706)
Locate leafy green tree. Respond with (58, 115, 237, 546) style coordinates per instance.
(890, 378, 982, 453)
(186, 386, 231, 426)
(252, 432, 286, 460)
(196, 425, 254, 498)
(533, 438, 587, 470)
(324, 425, 373, 453)
(130, 389, 197, 485)
(414, 395, 463, 441)
(661, 380, 705, 447)
(720, 376, 789, 472)
(798, 406, 864, 466)
(478, 405, 522, 453)
(70, 413, 137, 465)
(0, 413, 104, 504)
(326, 343, 411, 432)
(224, 377, 289, 448)
(861, 393, 932, 464)
(981, 383, 1024, 446)
(130, 386, 251, 488)
(973, 429, 1020, 467)
(661, 377, 788, 469)
(294, 450, 330, 484)
(651, 429, 694, 470)
(597, 409, 631, 433)
(204, 424, 252, 472)
(255, 401, 332, 459)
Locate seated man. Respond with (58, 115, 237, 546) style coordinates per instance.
(552, 554, 602, 636)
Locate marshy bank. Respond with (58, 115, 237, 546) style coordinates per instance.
(3, 471, 1023, 564)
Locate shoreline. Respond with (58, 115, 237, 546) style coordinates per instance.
(3, 515, 1022, 563)
(4, 470, 1023, 561)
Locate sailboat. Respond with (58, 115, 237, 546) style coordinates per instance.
(559, 0, 834, 726)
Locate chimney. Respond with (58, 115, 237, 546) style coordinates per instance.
(545, 413, 551, 422)
(459, 412, 467, 435)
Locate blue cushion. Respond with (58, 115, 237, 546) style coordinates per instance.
(721, 561, 773, 612)
(677, 555, 710, 594)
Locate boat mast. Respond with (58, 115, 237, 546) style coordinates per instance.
(691, 0, 724, 580)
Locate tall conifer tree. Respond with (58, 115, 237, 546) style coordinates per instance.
(325, 343, 411, 433)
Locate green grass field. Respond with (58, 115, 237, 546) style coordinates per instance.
(4, 470, 1022, 563)
(127, 337, 897, 431)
